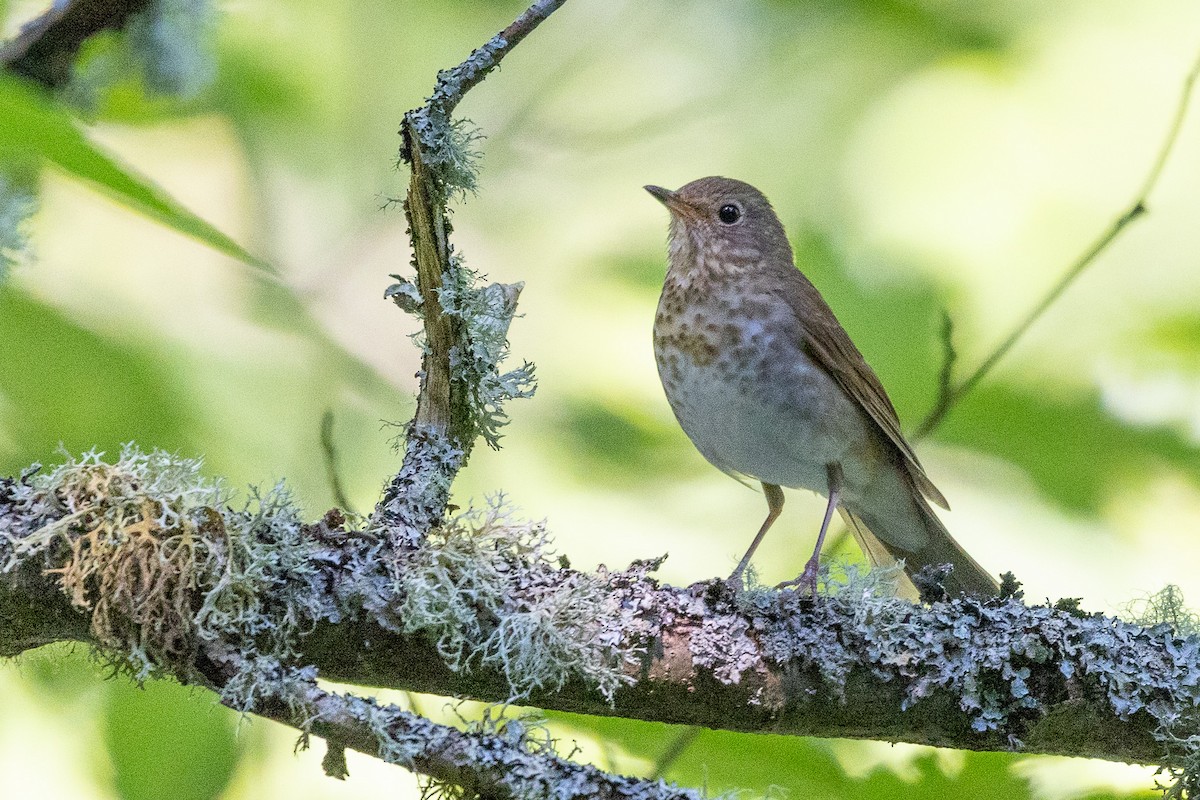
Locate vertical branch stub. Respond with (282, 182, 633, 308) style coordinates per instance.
(379, 0, 568, 544)
(402, 124, 456, 434)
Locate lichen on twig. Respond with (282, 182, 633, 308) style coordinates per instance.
(381, 1, 566, 539)
(396, 498, 631, 700)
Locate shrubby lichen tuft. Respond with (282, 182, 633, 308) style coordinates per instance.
(394, 498, 630, 700)
(1126, 585, 1200, 638)
(409, 116, 485, 199)
(439, 252, 536, 448)
(405, 34, 507, 198)
(0, 446, 325, 680)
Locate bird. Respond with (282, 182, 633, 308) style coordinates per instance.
(646, 176, 998, 598)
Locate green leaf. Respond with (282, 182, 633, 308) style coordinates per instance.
(550, 713, 1151, 800)
(0, 286, 197, 473)
(0, 72, 267, 271)
(939, 384, 1200, 514)
(102, 678, 240, 800)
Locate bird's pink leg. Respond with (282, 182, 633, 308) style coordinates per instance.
(727, 482, 785, 589)
(790, 463, 843, 594)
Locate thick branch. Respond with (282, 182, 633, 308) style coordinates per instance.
(0, 0, 152, 88)
(2, 462, 1195, 776)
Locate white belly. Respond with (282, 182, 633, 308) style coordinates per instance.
(663, 353, 871, 494)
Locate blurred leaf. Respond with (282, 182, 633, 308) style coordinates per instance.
(0, 287, 196, 473)
(551, 713, 1151, 800)
(556, 397, 703, 488)
(791, 229, 946, 425)
(1147, 314, 1200, 360)
(766, 0, 1009, 51)
(0, 72, 265, 269)
(937, 384, 1200, 514)
(102, 678, 239, 800)
(65, 31, 207, 126)
(787, 230, 1200, 516)
(20, 643, 105, 706)
(604, 254, 668, 293)
(214, 37, 318, 129)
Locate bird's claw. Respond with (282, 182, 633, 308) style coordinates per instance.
(777, 558, 820, 595)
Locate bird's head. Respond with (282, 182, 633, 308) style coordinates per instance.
(644, 176, 792, 271)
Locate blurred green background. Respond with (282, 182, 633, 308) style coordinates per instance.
(3, 0, 1200, 797)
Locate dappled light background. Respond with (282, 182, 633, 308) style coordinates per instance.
(2, 0, 1200, 797)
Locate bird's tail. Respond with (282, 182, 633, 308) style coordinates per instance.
(839, 486, 998, 600)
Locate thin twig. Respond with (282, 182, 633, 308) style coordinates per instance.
(915, 48, 1200, 440)
(429, 0, 570, 121)
(922, 309, 958, 442)
(221, 665, 700, 800)
(319, 410, 355, 514)
(651, 726, 701, 780)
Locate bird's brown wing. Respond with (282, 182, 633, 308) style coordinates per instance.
(776, 269, 950, 510)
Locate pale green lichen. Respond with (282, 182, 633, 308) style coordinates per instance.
(69, 0, 217, 107)
(439, 253, 536, 448)
(224, 658, 700, 800)
(1123, 586, 1200, 797)
(0, 446, 324, 680)
(0, 173, 37, 279)
(1126, 585, 1200, 638)
(378, 425, 464, 546)
(395, 498, 629, 700)
(405, 34, 506, 198)
(743, 572, 1200, 797)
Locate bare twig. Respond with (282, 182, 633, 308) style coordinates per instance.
(1, 0, 152, 88)
(914, 310, 959, 443)
(420, 0, 570, 123)
(650, 727, 701, 781)
(915, 48, 1200, 439)
(319, 410, 354, 514)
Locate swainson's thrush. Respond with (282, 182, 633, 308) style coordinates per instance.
(647, 176, 998, 598)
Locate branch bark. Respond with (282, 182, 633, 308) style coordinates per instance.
(377, 0, 562, 543)
(1, 466, 1194, 780)
(0, 0, 152, 88)
(214, 658, 699, 800)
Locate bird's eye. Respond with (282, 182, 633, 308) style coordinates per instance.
(718, 204, 742, 224)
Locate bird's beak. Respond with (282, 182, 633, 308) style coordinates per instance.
(644, 185, 702, 220)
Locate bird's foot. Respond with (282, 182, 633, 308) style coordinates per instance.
(777, 558, 820, 595)
(724, 571, 746, 596)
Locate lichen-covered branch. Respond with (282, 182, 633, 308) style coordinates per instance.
(378, 0, 555, 542)
(4, 450, 1200, 796)
(1, 0, 152, 88)
(213, 657, 700, 800)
